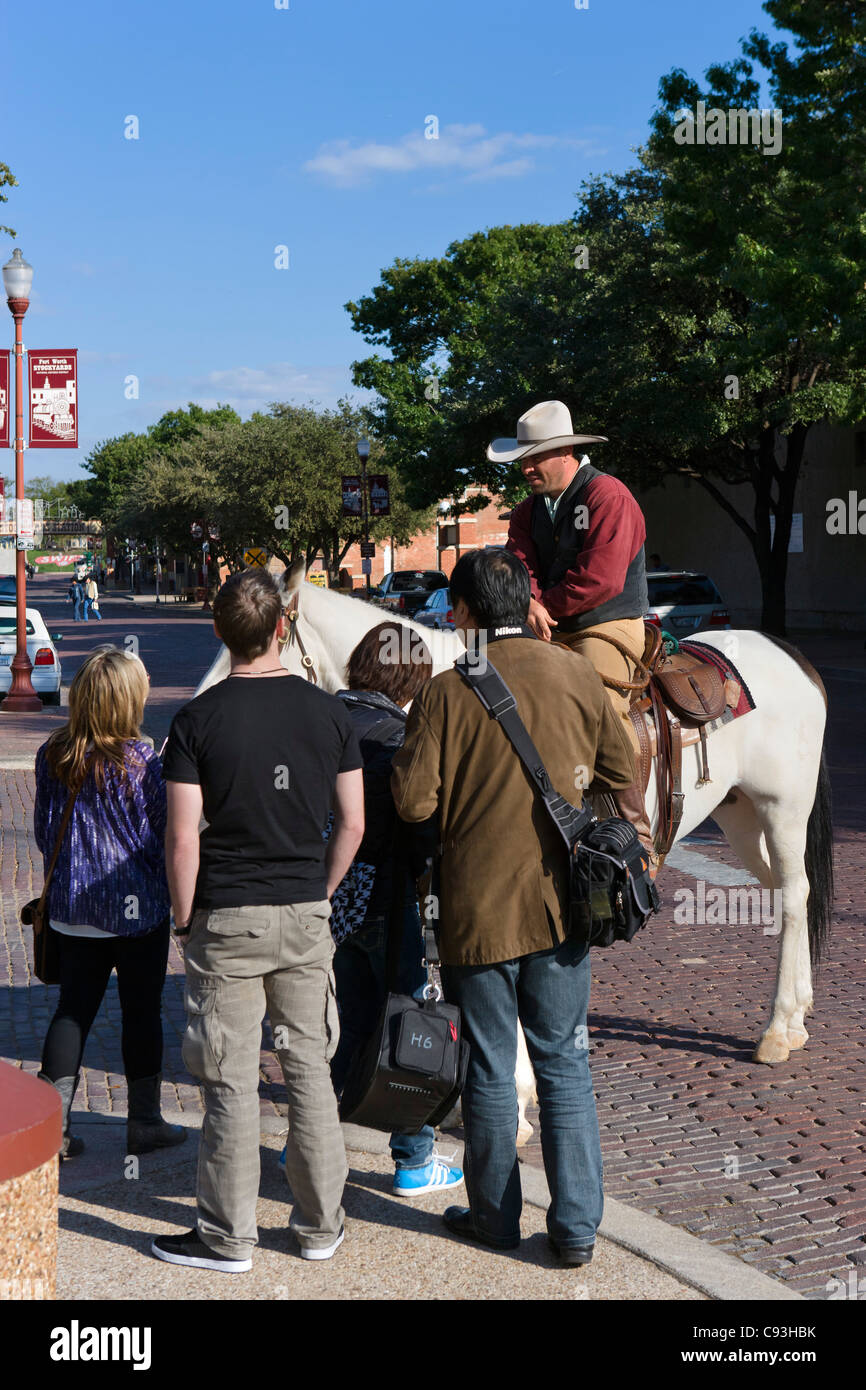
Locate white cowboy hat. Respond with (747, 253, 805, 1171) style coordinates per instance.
(486, 400, 607, 464)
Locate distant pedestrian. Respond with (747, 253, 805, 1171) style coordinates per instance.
(68, 576, 84, 622)
(156, 568, 364, 1272)
(84, 575, 102, 621)
(35, 646, 185, 1161)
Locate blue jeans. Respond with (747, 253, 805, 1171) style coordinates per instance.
(83, 600, 102, 621)
(72, 598, 83, 621)
(441, 936, 603, 1249)
(331, 887, 434, 1170)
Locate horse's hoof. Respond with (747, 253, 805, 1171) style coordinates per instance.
(753, 1034, 791, 1065)
(516, 1119, 534, 1148)
(786, 1029, 809, 1051)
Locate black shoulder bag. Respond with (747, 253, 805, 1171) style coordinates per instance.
(338, 820, 470, 1135)
(455, 652, 660, 948)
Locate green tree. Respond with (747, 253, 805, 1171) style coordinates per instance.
(113, 400, 435, 585)
(0, 161, 17, 239)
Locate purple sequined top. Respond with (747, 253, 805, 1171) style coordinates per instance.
(34, 739, 171, 936)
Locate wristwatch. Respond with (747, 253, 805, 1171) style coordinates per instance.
(170, 912, 192, 939)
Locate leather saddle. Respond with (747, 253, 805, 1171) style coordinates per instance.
(583, 623, 739, 862)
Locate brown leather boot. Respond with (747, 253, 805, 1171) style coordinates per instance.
(610, 779, 660, 879)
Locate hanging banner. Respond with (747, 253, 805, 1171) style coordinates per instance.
(28, 349, 78, 448)
(368, 474, 390, 517)
(0, 350, 9, 448)
(341, 475, 363, 516)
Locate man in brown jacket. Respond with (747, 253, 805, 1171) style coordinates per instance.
(391, 548, 635, 1262)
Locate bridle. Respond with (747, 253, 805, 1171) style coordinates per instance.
(279, 598, 318, 684)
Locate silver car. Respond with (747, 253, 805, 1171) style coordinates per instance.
(0, 604, 64, 705)
(645, 571, 731, 638)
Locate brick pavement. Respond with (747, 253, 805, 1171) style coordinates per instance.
(1, 594, 864, 1300)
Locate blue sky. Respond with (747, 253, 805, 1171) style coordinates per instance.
(2, 0, 779, 485)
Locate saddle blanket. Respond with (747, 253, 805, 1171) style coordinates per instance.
(678, 639, 757, 722)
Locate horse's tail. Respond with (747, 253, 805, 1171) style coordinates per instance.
(805, 743, 834, 967)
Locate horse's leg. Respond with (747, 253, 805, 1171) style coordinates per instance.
(515, 1022, 537, 1146)
(748, 800, 812, 1065)
(712, 792, 811, 1058)
(710, 791, 774, 890)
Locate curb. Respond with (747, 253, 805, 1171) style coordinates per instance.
(0, 757, 37, 770)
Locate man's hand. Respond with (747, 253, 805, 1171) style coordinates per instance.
(527, 596, 558, 642)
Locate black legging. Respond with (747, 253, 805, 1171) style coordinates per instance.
(41, 918, 170, 1082)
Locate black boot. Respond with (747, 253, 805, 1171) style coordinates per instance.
(38, 1072, 85, 1159)
(126, 1075, 187, 1155)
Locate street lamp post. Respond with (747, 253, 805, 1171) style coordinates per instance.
(1, 249, 41, 712)
(357, 436, 371, 595)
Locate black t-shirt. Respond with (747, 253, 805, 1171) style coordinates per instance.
(162, 674, 363, 908)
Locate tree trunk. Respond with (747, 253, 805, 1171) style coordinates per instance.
(694, 421, 810, 639)
(755, 423, 807, 636)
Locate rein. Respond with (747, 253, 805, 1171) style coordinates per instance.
(280, 601, 318, 684)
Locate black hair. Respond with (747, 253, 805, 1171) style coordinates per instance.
(448, 547, 530, 628)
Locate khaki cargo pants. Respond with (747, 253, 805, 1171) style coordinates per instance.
(182, 900, 347, 1259)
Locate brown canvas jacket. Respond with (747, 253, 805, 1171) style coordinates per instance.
(390, 633, 635, 966)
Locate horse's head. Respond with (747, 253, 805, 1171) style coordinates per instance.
(276, 561, 349, 692)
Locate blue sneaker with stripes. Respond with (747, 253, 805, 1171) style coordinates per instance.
(393, 1151, 464, 1197)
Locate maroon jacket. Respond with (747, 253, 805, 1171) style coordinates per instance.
(506, 463, 648, 632)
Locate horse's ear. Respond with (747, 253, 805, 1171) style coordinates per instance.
(280, 557, 307, 603)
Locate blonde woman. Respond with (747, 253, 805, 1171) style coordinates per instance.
(34, 645, 185, 1159)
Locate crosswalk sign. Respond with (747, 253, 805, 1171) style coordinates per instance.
(244, 547, 267, 568)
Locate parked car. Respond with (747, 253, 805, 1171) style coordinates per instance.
(371, 569, 449, 617)
(645, 571, 731, 637)
(0, 576, 17, 599)
(413, 586, 454, 631)
(0, 604, 64, 705)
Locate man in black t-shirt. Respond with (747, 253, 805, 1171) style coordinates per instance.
(152, 570, 364, 1271)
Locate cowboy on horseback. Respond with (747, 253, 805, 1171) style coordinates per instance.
(494, 399, 656, 869)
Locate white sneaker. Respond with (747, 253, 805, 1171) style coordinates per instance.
(299, 1227, 345, 1261)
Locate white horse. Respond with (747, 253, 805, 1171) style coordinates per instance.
(195, 561, 834, 1137)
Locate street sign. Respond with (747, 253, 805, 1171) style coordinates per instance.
(16, 498, 34, 539)
(306, 572, 326, 587)
(359, 541, 375, 557)
(244, 547, 267, 568)
(361, 557, 372, 575)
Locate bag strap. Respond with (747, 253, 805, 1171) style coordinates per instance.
(386, 816, 440, 996)
(454, 653, 593, 852)
(37, 783, 81, 915)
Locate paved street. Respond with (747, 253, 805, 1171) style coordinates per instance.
(1, 576, 863, 1299)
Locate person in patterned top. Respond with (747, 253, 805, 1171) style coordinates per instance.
(35, 645, 184, 1161)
